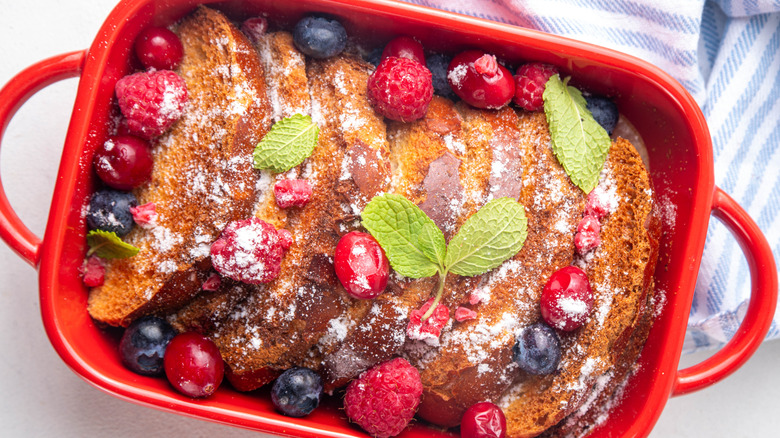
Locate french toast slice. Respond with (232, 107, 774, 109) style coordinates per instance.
(167, 30, 308, 334)
(412, 109, 588, 427)
(212, 52, 391, 389)
(498, 138, 659, 438)
(320, 96, 493, 390)
(87, 6, 272, 326)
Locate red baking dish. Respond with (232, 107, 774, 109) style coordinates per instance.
(0, 0, 776, 437)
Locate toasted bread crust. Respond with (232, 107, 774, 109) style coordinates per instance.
(87, 6, 271, 326)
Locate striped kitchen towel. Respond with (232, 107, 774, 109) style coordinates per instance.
(402, 0, 780, 353)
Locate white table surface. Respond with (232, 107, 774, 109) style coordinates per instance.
(1, 1, 778, 436)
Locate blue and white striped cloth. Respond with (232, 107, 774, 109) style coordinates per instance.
(403, 0, 780, 353)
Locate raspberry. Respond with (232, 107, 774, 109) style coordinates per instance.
(344, 358, 423, 438)
(129, 202, 157, 228)
(115, 70, 188, 139)
(274, 179, 312, 208)
(277, 228, 293, 252)
(513, 62, 558, 111)
(574, 215, 601, 255)
(367, 57, 433, 122)
(454, 306, 478, 322)
(210, 218, 287, 284)
(79, 256, 105, 287)
(201, 273, 221, 291)
(585, 188, 611, 220)
(406, 298, 449, 344)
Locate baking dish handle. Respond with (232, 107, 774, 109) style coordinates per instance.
(0, 50, 85, 267)
(673, 186, 778, 396)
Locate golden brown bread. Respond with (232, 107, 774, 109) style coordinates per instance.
(87, 8, 660, 437)
(211, 50, 391, 388)
(87, 6, 271, 326)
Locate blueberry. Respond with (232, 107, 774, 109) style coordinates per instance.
(271, 367, 323, 417)
(364, 47, 383, 67)
(585, 95, 619, 135)
(119, 316, 177, 376)
(293, 16, 347, 59)
(426, 53, 456, 100)
(512, 322, 561, 375)
(86, 189, 137, 236)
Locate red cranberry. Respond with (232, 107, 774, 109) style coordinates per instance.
(134, 27, 184, 70)
(461, 402, 507, 438)
(447, 50, 515, 109)
(334, 231, 389, 299)
(93, 135, 154, 190)
(381, 36, 426, 66)
(274, 179, 312, 208)
(241, 17, 268, 45)
(540, 266, 594, 332)
(164, 332, 224, 398)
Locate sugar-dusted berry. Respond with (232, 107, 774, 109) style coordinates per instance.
(129, 202, 157, 228)
(115, 69, 188, 139)
(381, 36, 426, 66)
(271, 367, 323, 417)
(210, 218, 287, 284)
(164, 332, 224, 398)
(512, 322, 561, 375)
(574, 215, 601, 255)
(407, 298, 449, 344)
(367, 56, 433, 122)
(334, 231, 389, 299)
(455, 306, 477, 322)
(447, 50, 515, 109)
(344, 358, 422, 438)
(540, 265, 594, 331)
(293, 16, 347, 59)
(93, 135, 154, 190)
(513, 62, 558, 111)
(277, 228, 293, 252)
(461, 402, 507, 438)
(274, 179, 312, 208)
(134, 27, 183, 70)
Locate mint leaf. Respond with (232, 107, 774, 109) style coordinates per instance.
(362, 194, 444, 278)
(86, 230, 140, 259)
(543, 75, 611, 193)
(253, 114, 319, 173)
(444, 198, 527, 277)
(420, 221, 447, 268)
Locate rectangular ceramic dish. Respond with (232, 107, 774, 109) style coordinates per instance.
(0, 0, 776, 437)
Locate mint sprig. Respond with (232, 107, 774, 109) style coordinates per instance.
(362, 194, 527, 319)
(543, 75, 611, 193)
(86, 230, 140, 259)
(253, 114, 319, 173)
